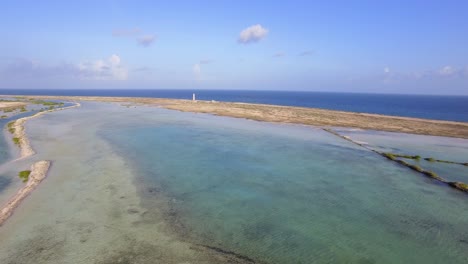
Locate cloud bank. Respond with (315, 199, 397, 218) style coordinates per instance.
(0, 55, 128, 81)
(78, 54, 128, 80)
(238, 24, 268, 44)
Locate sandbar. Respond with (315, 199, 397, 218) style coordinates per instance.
(0, 160, 50, 226)
(0, 102, 80, 225)
(9, 95, 468, 139)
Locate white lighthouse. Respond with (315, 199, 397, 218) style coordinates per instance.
(192, 93, 196, 101)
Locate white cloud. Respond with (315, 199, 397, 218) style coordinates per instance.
(137, 35, 156, 47)
(238, 24, 268, 44)
(0, 55, 128, 81)
(75, 54, 128, 80)
(438, 65, 456, 76)
(193, 63, 201, 81)
(384, 67, 390, 74)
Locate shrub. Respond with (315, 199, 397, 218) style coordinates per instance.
(7, 121, 15, 134)
(383, 153, 396, 160)
(18, 170, 31, 182)
(12, 137, 20, 145)
(408, 164, 424, 172)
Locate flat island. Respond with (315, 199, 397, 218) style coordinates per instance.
(12, 95, 468, 139)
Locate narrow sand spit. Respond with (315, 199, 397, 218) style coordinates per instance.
(12, 102, 81, 159)
(0, 161, 51, 226)
(0, 102, 81, 226)
(11, 95, 468, 139)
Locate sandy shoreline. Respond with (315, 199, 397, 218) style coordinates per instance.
(0, 101, 26, 110)
(0, 161, 51, 226)
(11, 102, 81, 159)
(0, 102, 81, 226)
(6, 95, 468, 139)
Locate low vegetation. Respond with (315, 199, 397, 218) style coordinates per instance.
(407, 164, 424, 172)
(383, 152, 420, 160)
(383, 152, 466, 167)
(28, 99, 63, 107)
(424, 157, 467, 166)
(7, 121, 15, 134)
(382, 152, 396, 160)
(448, 182, 468, 192)
(18, 170, 31, 182)
(1, 115, 7, 118)
(12, 137, 20, 145)
(380, 152, 454, 189)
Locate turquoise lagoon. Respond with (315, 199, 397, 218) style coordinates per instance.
(0, 102, 467, 263)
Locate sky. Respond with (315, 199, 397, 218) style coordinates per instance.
(0, 0, 467, 95)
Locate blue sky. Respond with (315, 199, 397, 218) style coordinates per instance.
(1, 0, 467, 94)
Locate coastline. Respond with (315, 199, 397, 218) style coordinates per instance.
(11, 102, 81, 159)
(0, 102, 81, 226)
(7, 95, 468, 139)
(0, 161, 50, 226)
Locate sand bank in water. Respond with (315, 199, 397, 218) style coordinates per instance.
(0, 161, 50, 226)
(0, 102, 80, 225)
(12, 102, 81, 159)
(12, 95, 468, 139)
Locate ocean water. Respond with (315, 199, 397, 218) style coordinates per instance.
(0, 102, 467, 263)
(1, 89, 467, 122)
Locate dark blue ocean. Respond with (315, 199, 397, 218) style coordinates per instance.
(1, 89, 467, 122)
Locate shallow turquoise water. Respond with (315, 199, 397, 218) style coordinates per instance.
(102, 108, 468, 264)
(1, 102, 467, 263)
(335, 128, 468, 185)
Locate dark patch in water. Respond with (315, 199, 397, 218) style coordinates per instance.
(147, 187, 160, 194)
(127, 208, 140, 214)
(0, 176, 12, 192)
(95, 239, 162, 264)
(70, 221, 95, 244)
(2, 226, 66, 264)
(200, 244, 256, 263)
